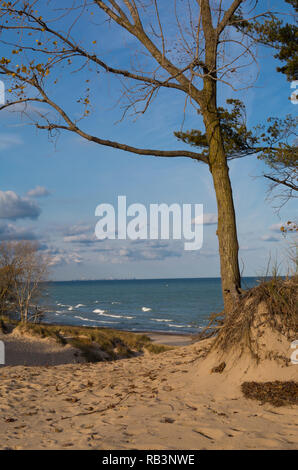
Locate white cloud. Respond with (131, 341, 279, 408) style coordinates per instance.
(0, 190, 41, 220)
(44, 248, 83, 266)
(63, 224, 92, 237)
(269, 223, 283, 232)
(63, 233, 97, 244)
(27, 186, 51, 198)
(192, 213, 217, 225)
(0, 133, 23, 150)
(239, 245, 262, 252)
(260, 234, 281, 242)
(95, 242, 182, 263)
(48, 253, 83, 266)
(0, 223, 36, 241)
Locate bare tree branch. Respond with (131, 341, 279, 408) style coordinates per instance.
(216, 0, 242, 36)
(94, 0, 203, 103)
(264, 174, 298, 192)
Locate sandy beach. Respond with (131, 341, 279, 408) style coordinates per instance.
(144, 332, 194, 347)
(0, 327, 297, 450)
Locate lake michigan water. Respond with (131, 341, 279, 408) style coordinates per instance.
(42, 277, 260, 334)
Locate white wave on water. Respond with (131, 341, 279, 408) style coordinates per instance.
(68, 306, 74, 311)
(102, 313, 133, 319)
(57, 303, 68, 307)
(82, 322, 116, 327)
(75, 304, 85, 308)
(142, 307, 152, 312)
(151, 318, 173, 323)
(168, 324, 192, 328)
(93, 308, 105, 314)
(93, 308, 133, 319)
(97, 320, 118, 324)
(74, 315, 98, 323)
(75, 317, 118, 325)
(101, 313, 122, 318)
(111, 301, 121, 305)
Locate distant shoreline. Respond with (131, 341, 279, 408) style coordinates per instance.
(45, 275, 264, 283)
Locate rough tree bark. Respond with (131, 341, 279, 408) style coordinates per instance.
(202, 109, 241, 312)
(199, 0, 242, 311)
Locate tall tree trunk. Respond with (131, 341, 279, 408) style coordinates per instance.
(210, 152, 241, 313)
(198, 16, 241, 314)
(203, 108, 241, 313)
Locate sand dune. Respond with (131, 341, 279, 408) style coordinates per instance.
(0, 331, 297, 450)
(0, 333, 84, 367)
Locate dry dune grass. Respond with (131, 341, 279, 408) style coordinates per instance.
(11, 322, 172, 362)
(214, 276, 297, 359)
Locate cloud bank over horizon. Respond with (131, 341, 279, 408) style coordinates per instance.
(0, 190, 41, 220)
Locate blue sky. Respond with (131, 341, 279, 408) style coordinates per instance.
(0, 1, 296, 280)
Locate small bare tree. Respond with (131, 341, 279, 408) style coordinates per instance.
(0, 264, 16, 318)
(0, 241, 48, 323)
